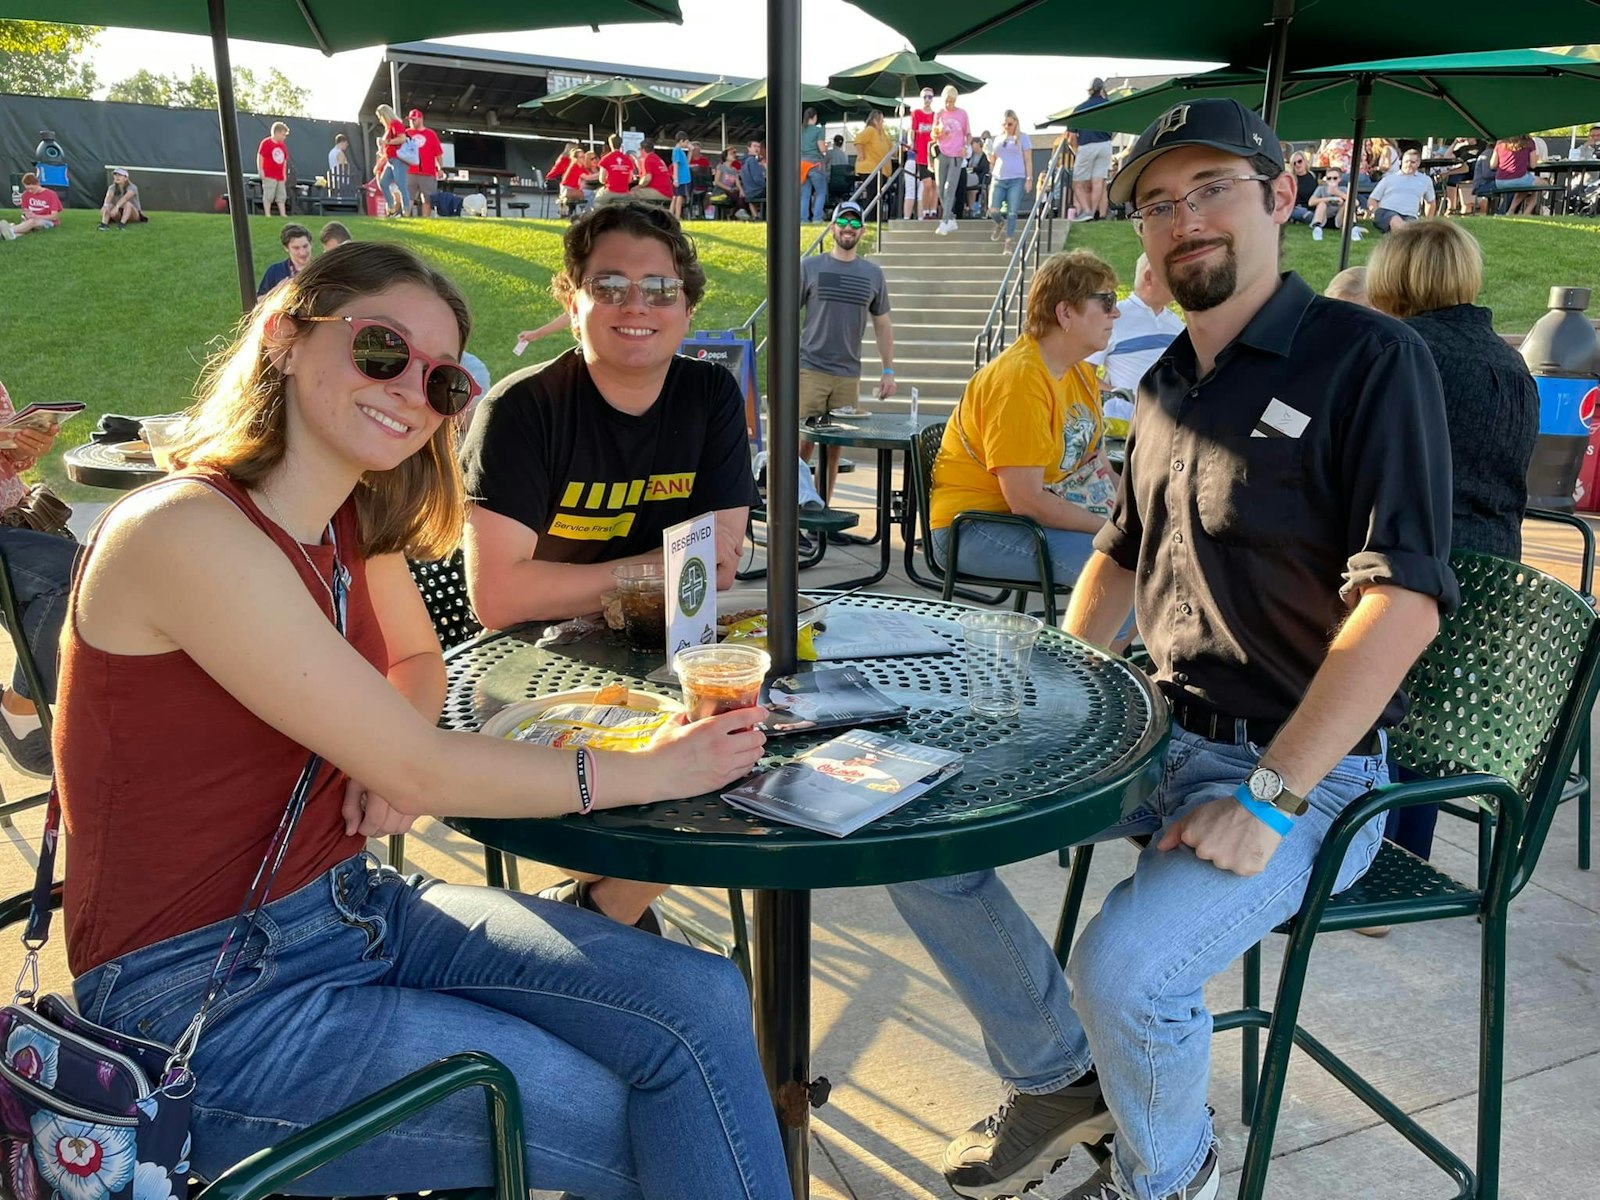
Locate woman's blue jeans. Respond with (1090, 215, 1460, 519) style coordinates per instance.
(802, 163, 827, 222)
(932, 520, 1095, 587)
(0, 527, 78, 701)
(380, 159, 411, 210)
(887, 729, 1387, 1198)
(990, 176, 1026, 238)
(73, 855, 790, 1200)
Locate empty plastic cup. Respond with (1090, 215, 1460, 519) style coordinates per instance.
(960, 611, 1044, 717)
(673, 643, 770, 723)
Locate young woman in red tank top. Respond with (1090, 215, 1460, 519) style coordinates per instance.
(58, 242, 788, 1200)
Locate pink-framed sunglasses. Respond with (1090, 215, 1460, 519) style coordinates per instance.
(298, 315, 479, 416)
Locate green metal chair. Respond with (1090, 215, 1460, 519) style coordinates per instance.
(1053, 551, 1600, 1200)
(0, 883, 528, 1200)
(1441, 509, 1593, 881)
(0, 538, 57, 828)
(907, 422, 1072, 624)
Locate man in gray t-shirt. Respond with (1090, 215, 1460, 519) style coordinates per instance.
(1368, 149, 1437, 232)
(799, 200, 897, 492)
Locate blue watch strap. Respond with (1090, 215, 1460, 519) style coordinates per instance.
(1234, 783, 1295, 836)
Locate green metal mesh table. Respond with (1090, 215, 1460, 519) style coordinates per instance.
(440, 594, 1167, 1197)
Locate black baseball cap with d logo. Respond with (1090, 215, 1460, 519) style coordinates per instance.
(1110, 98, 1283, 206)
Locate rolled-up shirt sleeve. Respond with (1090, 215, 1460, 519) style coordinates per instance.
(1337, 334, 1460, 613)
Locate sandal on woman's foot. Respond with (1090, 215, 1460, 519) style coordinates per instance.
(537, 878, 664, 936)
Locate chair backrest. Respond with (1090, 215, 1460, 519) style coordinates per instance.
(327, 165, 357, 199)
(0, 539, 56, 737)
(407, 548, 483, 651)
(908, 422, 948, 579)
(1389, 551, 1600, 894)
(827, 164, 854, 199)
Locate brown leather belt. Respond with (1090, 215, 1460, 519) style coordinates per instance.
(1160, 685, 1384, 758)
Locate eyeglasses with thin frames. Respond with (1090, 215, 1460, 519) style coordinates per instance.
(580, 273, 684, 308)
(298, 315, 478, 416)
(1128, 174, 1272, 232)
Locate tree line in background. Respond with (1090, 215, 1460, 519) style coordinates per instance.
(0, 19, 310, 115)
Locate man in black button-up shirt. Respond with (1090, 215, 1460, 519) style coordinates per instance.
(890, 100, 1457, 1200)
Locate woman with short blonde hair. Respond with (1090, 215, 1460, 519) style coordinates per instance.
(57, 240, 788, 1199)
(931, 85, 971, 234)
(374, 102, 410, 216)
(1366, 216, 1481, 318)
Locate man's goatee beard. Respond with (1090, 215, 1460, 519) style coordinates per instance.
(1166, 241, 1238, 313)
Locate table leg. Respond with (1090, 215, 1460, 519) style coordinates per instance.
(753, 888, 812, 1200)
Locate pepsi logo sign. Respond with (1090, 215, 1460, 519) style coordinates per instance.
(1582, 385, 1600, 433)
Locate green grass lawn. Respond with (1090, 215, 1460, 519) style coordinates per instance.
(0, 207, 1595, 498)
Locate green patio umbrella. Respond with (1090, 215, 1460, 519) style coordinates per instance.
(679, 77, 740, 107)
(697, 79, 899, 123)
(1, 2, 686, 310)
(519, 77, 693, 137)
(825, 50, 985, 99)
(1049, 49, 1600, 267)
(842, 0, 1600, 68)
(842, 0, 1600, 129)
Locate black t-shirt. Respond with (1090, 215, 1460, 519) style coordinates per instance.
(1096, 273, 1459, 727)
(1292, 170, 1318, 207)
(460, 349, 757, 563)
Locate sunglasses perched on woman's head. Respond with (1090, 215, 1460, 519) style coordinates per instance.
(298, 315, 478, 416)
(580, 273, 685, 307)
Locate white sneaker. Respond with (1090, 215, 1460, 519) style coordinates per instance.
(935, 219, 952, 235)
(1311, 225, 1323, 240)
(0, 222, 14, 241)
(1351, 226, 1366, 241)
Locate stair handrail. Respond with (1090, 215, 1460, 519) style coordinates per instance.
(972, 139, 1069, 371)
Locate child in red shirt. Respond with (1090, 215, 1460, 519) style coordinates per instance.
(597, 134, 637, 201)
(1, 174, 62, 240)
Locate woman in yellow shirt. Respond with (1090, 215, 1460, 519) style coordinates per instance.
(930, 249, 1120, 586)
(853, 109, 896, 217)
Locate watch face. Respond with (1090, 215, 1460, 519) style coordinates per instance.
(1247, 769, 1283, 803)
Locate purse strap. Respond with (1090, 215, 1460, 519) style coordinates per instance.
(15, 501, 350, 1083)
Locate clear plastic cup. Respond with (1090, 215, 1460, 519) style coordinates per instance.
(673, 643, 770, 723)
(959, 611, 1044, 718)
(139, 416, 187, 472)
(612, 562, 667, 652)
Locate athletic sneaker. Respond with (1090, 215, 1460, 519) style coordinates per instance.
(0, 716, 51, 778)
(1351, 227, 1365, 241)
(98, 223, 110, 232)
(537, 878, 663, 937)
(0, 222, 15, 241)
(936, 218, 955, 235)
(942, 1073, 1116, 1200)
(991, 222, 1003, 241)
(1058, 1145, 1219, 1200)
(1311, 225, 1324, 240)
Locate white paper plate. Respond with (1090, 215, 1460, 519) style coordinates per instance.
(480, 688, 681, 739)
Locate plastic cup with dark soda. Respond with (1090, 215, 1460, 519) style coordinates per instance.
(673, 644, 770, 723)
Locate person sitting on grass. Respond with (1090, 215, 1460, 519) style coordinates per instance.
(460, 203, 755, 932)
(99, 167, 142, 231)
(319, 220, 352, 251)
(257, 223, 314, 299)
(0, 173, 62, 241)
(0, 379, 77, 779)
(1367, 147, 1436, 233)
(55, 239, 787, 1200)
(1308, 165, 1352, 240)
(929, 249, 1120, 591)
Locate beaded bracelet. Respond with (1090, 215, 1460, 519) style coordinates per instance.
(575, 747, 594, 815)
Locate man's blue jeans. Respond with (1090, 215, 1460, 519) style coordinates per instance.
(887, 727, 1387, 1199)
(74, 855, 791, 1200)
(990, 176, 1027, 238)
(0, 527, 78, 701)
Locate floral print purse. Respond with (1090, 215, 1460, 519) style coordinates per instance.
(0, 523, 348, 1200)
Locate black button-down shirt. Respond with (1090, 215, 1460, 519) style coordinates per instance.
(1096, 273, 1460, 727)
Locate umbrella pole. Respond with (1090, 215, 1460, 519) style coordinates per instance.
(208, 0, 254, 313)
(1338, 75, 1373, 272)
(1261, 0, 1295, 128)
(722, 113, 728, 155)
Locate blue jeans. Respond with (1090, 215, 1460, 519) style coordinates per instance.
(802, 163, 827, 222)
(990, 176, 1026, 238)
(380, 159, 411, 210)
(73, 855, 789, 1200)
(932, 521, 1095, 587)
(0, 527, 78, 701)
(887, 728, 1387, 1198)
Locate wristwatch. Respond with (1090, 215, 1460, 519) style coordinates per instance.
(1245, 766, 1308, 817)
